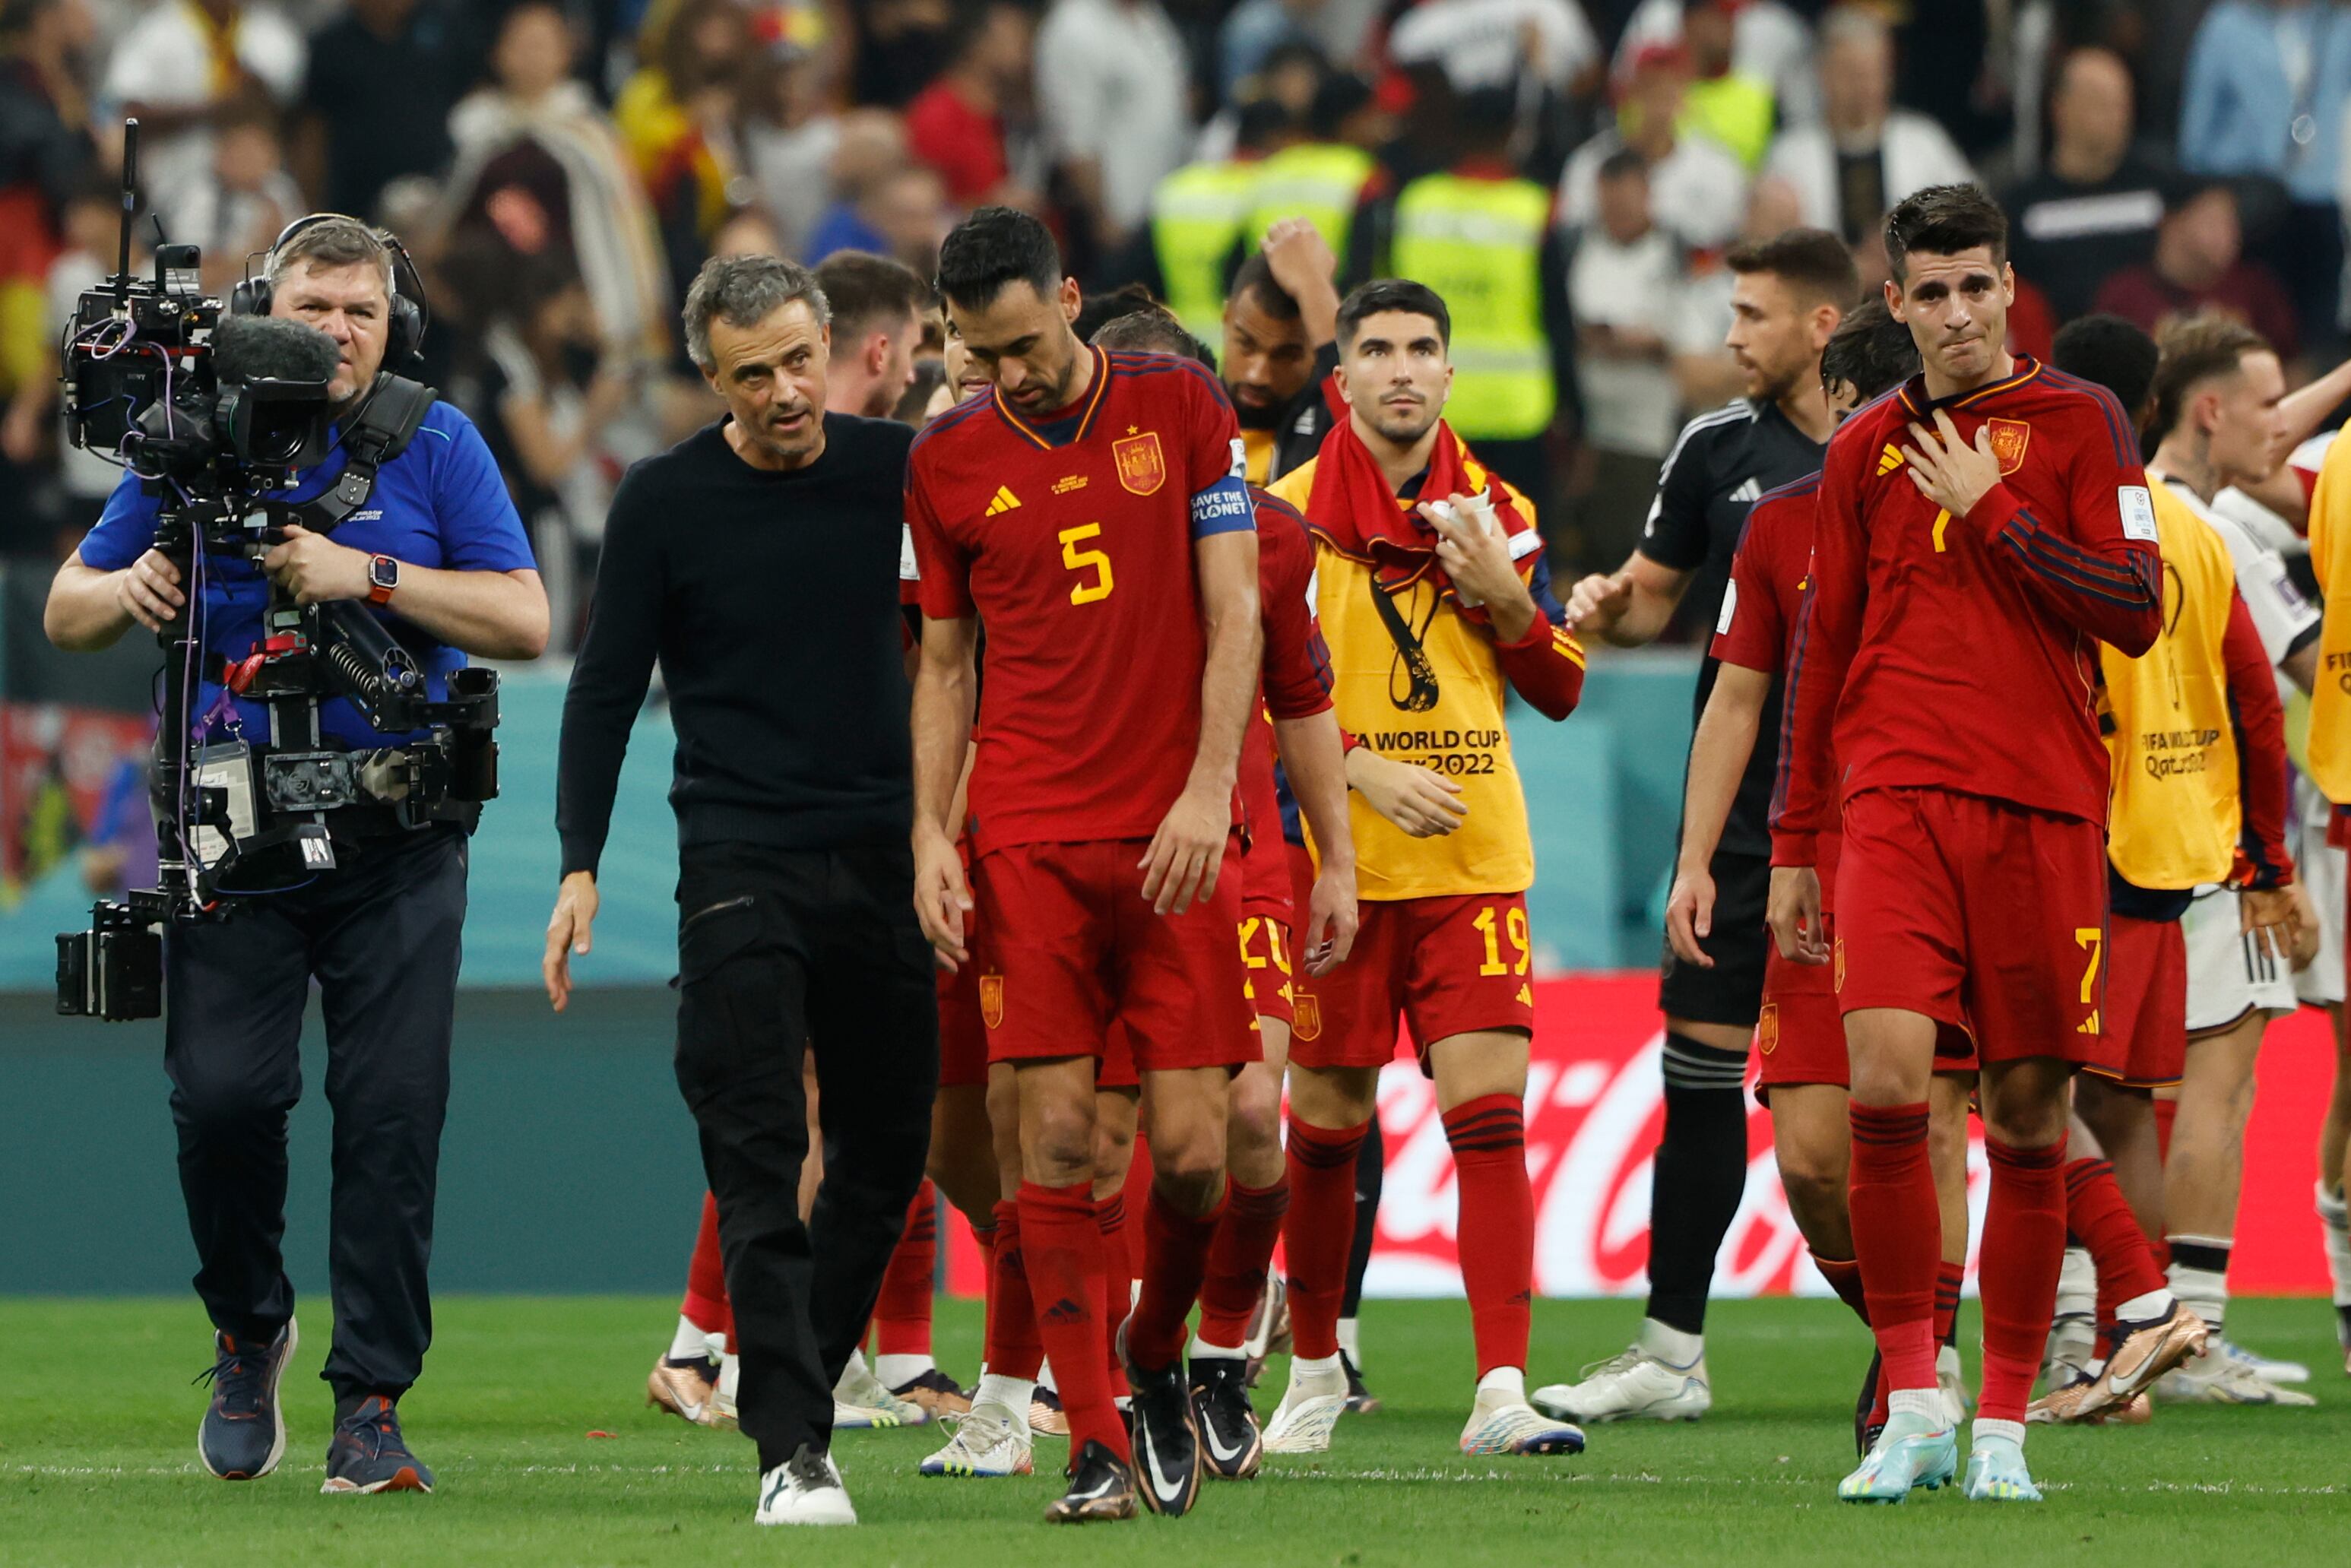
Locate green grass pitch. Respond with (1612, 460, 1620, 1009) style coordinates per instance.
(3, 1295, 2346, 1565)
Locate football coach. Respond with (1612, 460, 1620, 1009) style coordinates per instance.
(545, 253, 937, 1528)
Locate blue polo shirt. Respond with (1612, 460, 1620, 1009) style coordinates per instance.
(79, 398, 534, 748)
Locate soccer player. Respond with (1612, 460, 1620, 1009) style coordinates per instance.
(1080, 306, 1361, 1478)
(1261, 279, 1589, 1458)
(907, 209, 1263, 1522)
(2113, 315, 2315, 1408)
(2025, 315, 2292, 1421)
(1643, 300, 1979, 1452)
(1768, 185, 2162, 1503)
(1554, 230, 1855, 1419)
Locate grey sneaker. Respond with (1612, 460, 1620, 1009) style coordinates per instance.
(195, 1319, 297, 1481)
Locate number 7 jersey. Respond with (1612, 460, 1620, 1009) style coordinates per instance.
(906, 345, 1251, 853)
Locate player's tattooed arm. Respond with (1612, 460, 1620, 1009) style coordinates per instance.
(911, 613, 981, 969)
(1142, 528, 1263, 915)
(1668, 662, 1772, 968)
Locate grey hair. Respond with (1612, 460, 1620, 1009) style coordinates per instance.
(267, 216, 396, 299)
(683, 254, 831, 371)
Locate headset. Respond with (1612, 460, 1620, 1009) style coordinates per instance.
(230, 213, 430, 370)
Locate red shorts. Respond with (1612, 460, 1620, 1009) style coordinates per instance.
(971, 837, 1259, 1075)
(1291, 892, 1535, 1073)
(1241, 914, 1296, 1028)
(937, 956, 989, 1088)
(1758, 913, 1846, 1093)
(2082, 912, 2185, 1089)
(1834, 787, 2115, 1072)
(1243, 816, 1294, 923)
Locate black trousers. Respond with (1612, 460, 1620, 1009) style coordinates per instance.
(674, 841, 938, 1468)
(164, 826, 466, 1403)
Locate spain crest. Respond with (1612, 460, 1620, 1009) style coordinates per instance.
(1986, 417, 2030, 474)
(979, 972, 1005, 1030)
(1757, 1003, 1779, 1056)
(1292, 990, 1322, 1042)
(1113, 429, 1165, 495)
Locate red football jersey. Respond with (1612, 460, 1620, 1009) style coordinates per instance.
(1713, 472, 1840, 901)
(1243, 486, 1333, 912)
(1771, 358, 2161, 864)
(908, 345, 1250, 852)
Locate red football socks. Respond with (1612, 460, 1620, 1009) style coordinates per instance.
(1127, 1182, 1227, 1370)
(1019, 1180, 1126, 1462)
(1196, 1177, 1291, 1348)
(682, 1190, 731, 1342)
(1443, 1094, 1534, 1377)
(1849, 1102, 1940, 1392)
(2065, 1155, 2167, 1330)
(1097, 1193, 1132, 1397)
(872, 1182, 937, 1357)
(1811, 1251, 1870, 1325)
(1980, 1135, 2067, 1424)
(1282, 1116, 1370, 1361)
(982, 1198, 1042, 1382)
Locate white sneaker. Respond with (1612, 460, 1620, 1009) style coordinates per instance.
(1459, 1388, 1584, 1456)
(2157, 1345, 2318, 1406)
(1531, 1345, 1710, 1424)
(2219, 1337, 2311, 1385)
(918, 1402, 1034, 1478)
(711, 1350, 740, 1427)
(1262, 1353, 1349, 1453)
(835, 1351, 928, 1429)
(1936, 1344, 1972, 1427)
(754, 1445, 856, 1525)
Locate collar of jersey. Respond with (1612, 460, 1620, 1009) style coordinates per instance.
(1895, 354, 2042, 418)
(991, 344, 1111, 449)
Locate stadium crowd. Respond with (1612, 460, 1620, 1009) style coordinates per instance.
(12, 0, 2351, 638)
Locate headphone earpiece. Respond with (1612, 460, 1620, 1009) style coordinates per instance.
(232, 214, 429, 369)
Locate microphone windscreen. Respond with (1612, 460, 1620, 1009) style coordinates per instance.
(214, 315, 341, 387)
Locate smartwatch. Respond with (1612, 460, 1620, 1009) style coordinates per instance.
(367, 555, 399, 607)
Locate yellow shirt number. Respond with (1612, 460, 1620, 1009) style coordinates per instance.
(1059, 524, 1114, 604)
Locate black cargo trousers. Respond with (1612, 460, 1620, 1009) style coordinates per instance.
(674, 838, 938, 1470)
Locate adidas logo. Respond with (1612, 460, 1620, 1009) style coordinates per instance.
(1877, 443, 1905, 476)
(1041, 1296, 1087, 1326)
(1728, 477, 1761, 504)
(984, 485, 1022, 516)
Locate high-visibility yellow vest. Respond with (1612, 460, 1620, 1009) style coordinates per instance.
(1151, 158, 1260, 346)
(2100, 481, 2243, 888)
(2306, 433, 2351, 801)
(1242, 141, 1376, 266)
(1681, 75, 1776, 169)
(1387, 173, 1554, 441)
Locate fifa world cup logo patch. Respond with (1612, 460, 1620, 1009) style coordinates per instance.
(1112, 429, 1165, 495)
(1292, 991, 1323, 1041)
(1986, 417, 2030, 474)
(979, 972, 1005, 1030)
(1757, 1003, 1779, 1055)
(1832, 936, 1846, 994)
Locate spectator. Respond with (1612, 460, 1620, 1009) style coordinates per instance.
(813, 249, 930, 419)
(448, 1, 671, 360)
(1614, 0, 1820, 127)
(1386, 0, 1599, 102)
(1, 171, 119, 542)
(904, 0, 1038, 211)
(0, 0, 97, 236)
(741, 50, 841, 260)
(170, 95, 300, 296)
(474, 257, 632, 654)
(1218, 0, 1380, 101)
(614, 0, 756, 282)
(2181, 1, 2351, 344)
(850, 0, 956, 111)
(2004, 47, 2169, 325)
(806, 157, 950, 274)
(1567, 146, 1732, 570)
(2094, 175, 2302, 362)
(1760, 4, 1972, 249)
(1560, 43, 1749, 252)
(1674, 0, 1778, 169)
(100, 0, 306, 204)
(1035, 0, 1194, 257)
(295, 0, 482, 223)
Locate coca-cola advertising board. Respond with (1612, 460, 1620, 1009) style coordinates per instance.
(946, 974, 2340, 1297)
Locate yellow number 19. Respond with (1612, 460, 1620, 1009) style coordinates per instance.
(1059, 524, 1114, 604)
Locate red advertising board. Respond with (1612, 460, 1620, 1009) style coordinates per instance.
(945, 973, 2340, 1297)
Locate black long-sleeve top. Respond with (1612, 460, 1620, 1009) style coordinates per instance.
(556, 413, 915, 878)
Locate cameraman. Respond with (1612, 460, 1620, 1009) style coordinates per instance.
(544, 255, 936, 1527)
(42, 217, 547, 1494)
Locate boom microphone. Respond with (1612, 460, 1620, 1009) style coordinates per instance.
(214, 314, 341, 389)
